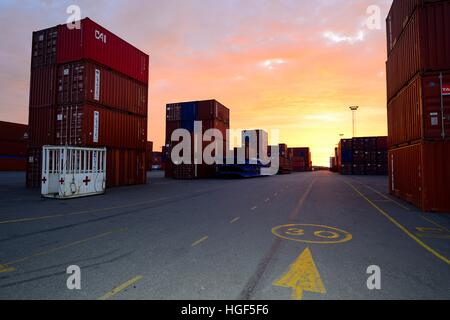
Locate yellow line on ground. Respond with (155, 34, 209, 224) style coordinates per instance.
(97, 275, 143, 300)
(191, 236, 208, 247)
(362, 184, 411, 211)
(288, 178, 316, 221)
(421, 216, 449, 232)
(345, 181, 449, 265)
(230, 217, 240, 224)
(0, 265, 16, 273)
(1, 228, 127, 269)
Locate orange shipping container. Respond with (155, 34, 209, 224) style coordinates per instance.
(387, 72, 450, 148)
(386, 1, 450, 102)
(389, 141, 450, 212)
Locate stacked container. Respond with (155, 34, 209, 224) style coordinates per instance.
(337, 137, 388, 175)
(0, 121, 28, 171)
(165, 99, 230, 179)
(289, 148, 312, 172)
(386, 1, 450, 212)
(26, 18, 149, 188)
(268, 144, 293, 174)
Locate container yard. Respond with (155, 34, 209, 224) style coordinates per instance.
(0, 0, 449, 306)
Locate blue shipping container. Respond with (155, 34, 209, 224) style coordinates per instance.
(341, 150, 353, 163)
(181, 102, 198, 121)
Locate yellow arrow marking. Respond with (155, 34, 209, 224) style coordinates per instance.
(273, 248, 326, 300)
(0, 264, 16, 273)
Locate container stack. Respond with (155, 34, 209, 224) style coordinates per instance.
(268, 144, 293, 174)
(337, 137, 388, 175)
(165, 99, 230, 179)
(0, 121, 28, 171)
(289, 148, 312, 172)
(26, 18, 149, 188)
(386, 1, 450, 212)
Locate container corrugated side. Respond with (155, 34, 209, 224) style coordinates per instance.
(56, 18, 149, 85)
(28, 106, 56, 146)
(55, 104, 147, 150)
(29, 66, 57, 107)
(387, 72, 450, 148)
(57, 61, 148, 116)
(386, 0, 441, 56)
(389, 141, 450, 212)
(386, 2, 450, 101)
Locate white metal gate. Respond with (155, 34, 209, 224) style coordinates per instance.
(41, 146, 107, 199)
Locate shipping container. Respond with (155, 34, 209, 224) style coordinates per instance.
(28, 106, 57, 146)
(55, 104, 147, 150)
(389, 141, 450, 212)
(31, 27, 58, 68)
(388, 72, 450, 148)
(386, 0, 441, 56)
(57, 61, 148, 116)
(386, 1, 450, 101)
(289, 147, 312, 172)
(0, 156, 27, 171)
(146, 141, 153, 171)
(56, 18, 149, 85)
(337, 137, 388, 176)
(29, 66, 58, 107)
(26, 147, 43, 188)
(165, 100, 230, 179)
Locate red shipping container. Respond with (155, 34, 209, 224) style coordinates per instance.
(26, 147, 42, 188)
(389, 141, 450, 212)
(388, 72, 450, 148)
(28, 106, 57, 146)
(0, 157, 26, 171)
(57, 61, 148, 116)
(106, 148, 146, 187)
(0, 121, 28, 143)
(146, 141, 153, 171)
(29, 66, 58, 107)
(197, 100, 230, 123)
(56, 18, 149, 85)
(31, 27, 58, 68)
(55, 104, 147, 150)
(386, 1, 450, 101)
(386, 0, 441, 56)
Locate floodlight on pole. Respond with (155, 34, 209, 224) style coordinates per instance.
(349, 106, 359, 138)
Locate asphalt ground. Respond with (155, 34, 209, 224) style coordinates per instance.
(0, 171, 448, 300)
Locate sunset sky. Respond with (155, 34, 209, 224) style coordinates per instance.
(0, 0, 392, 166)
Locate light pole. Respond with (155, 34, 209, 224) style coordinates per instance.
(349, 106, 359, 138)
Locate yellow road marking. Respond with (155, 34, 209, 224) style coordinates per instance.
(288, 178, 316, 221)
(362, 183, 410, 211)
(98, 276, 143, 300)
(273, 248, 326, 300)
(230, 217, 240, 224)
(345, 181, 450, 265)
(0, 264, 16, 273)
(191, 236, 208, 247)
(421, 216, 449, 232)
(0, 228, 127, 270)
